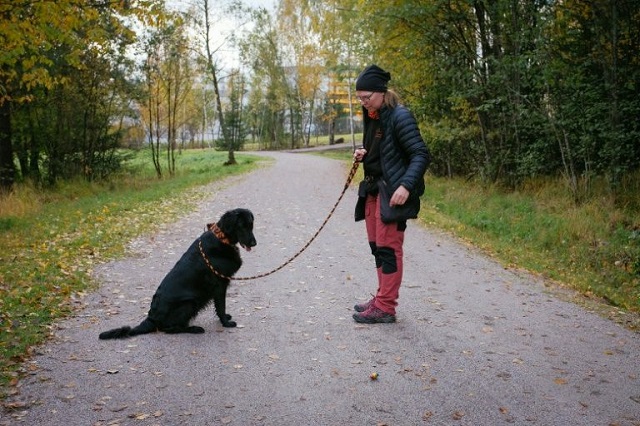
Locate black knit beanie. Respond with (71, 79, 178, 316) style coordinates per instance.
(355, 64, 391, 92)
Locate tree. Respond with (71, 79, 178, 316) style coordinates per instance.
(237, 8, 289, 150)
(546, 0, 640, 197)
(0, 0, 162, 189)
(139, 9, 196, 178)
(141, 26, 168, 178)
(216, 71, 248, 152)
(278, 0, 325, 148)
(0, 95, 12, 190)
(316, 0, 371, 147)
(194, 0, 248, 165)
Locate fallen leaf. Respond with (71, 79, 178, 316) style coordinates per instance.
(110, 405, 128, 412)
(554, 378, 568, 385)
(3, 401, 29, 410)
(129, 412, 150, 420)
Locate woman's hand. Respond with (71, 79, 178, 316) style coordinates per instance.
(353, 148, 367, 162)
(390, 185, 410, 206)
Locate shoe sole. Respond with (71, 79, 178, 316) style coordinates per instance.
(352, 313, 396, 324)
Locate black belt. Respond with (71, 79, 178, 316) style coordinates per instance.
(364, 175, 380, 183)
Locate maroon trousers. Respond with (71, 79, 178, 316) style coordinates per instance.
(364, 194, 406, 315)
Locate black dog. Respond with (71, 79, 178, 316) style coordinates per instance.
(99, 208, 256, 339)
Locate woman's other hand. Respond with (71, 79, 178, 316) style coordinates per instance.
(390, 185, 409, 206)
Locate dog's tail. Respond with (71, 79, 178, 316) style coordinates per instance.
(99, 318, 157, 340)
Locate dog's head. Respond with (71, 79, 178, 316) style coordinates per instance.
(217, 208, 257, 251)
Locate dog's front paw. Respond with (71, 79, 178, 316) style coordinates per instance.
(187, 326, 205, 334)
(221, 320, 237, 328)
(219, 313, 236, 328)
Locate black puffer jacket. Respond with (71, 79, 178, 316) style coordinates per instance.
(355, 105, 431, 221)
(355, 104, 430, 222)
(375, 105, 430, 196)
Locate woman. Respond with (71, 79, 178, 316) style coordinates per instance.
(352, 64, 430, 324)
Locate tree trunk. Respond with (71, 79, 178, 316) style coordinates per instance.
(147, 76, 162, 178)
(203, 0, 235, 165)
(0, 100, 16, 191)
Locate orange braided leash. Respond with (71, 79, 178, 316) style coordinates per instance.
(199, 160, 360, 281)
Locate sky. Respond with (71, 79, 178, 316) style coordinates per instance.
(166, 0, 277, 67)
(245, 0, 276, 9)
(168, 0, 276, 12)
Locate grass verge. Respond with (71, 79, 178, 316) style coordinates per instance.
(0, 149, 263, 396)
(420, 175, 639, 327)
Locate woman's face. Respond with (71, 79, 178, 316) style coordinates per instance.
(356, 91, 384, 111)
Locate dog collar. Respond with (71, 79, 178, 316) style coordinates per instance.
(207, 223, 231, 246)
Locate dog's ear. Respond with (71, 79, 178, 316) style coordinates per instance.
(243, 209, 254, 226)
(218, 209, 239, 233)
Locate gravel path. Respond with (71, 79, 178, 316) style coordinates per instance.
(2, 152, 639, 426)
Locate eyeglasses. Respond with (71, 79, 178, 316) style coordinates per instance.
(356, 92, 374, 102)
